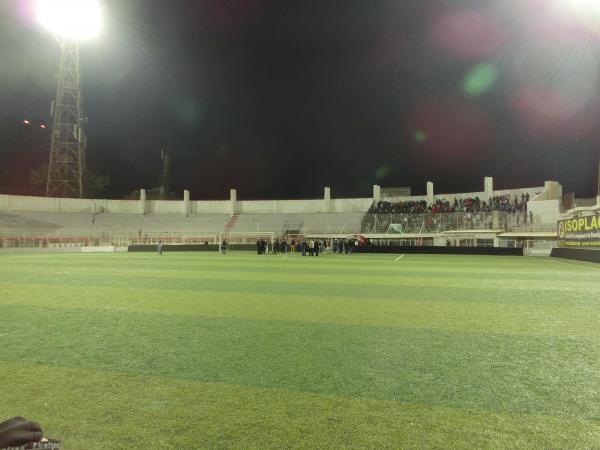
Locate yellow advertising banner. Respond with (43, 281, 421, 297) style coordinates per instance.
(557, 216, 600, 247)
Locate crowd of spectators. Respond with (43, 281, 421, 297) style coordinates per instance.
(363, 193, 533, 233)
(368, 193, 530, 215)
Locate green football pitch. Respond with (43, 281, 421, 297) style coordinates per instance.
(1, 251, 599, 449)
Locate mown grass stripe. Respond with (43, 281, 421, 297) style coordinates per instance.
(0, 282, 598, 337)
(2, 278, 597, 315)
(3, 254, 598, 280)
(1, 304, 599, 418)
(2, 362, 599, 450)
(2, 266, 599, 302)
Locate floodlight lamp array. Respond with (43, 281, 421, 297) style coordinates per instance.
(37, 0, 102, 41)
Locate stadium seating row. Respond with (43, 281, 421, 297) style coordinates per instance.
(0, 211, 365, 238)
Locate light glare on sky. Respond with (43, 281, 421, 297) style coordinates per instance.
(36, 0, 102, 41)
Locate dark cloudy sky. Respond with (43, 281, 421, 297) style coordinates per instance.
(1, 0, 600, 199)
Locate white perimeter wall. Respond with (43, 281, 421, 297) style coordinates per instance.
(490, 186, 544, 199)
(384, 187, 543, 204)
(378, 195, 429, 203)
(146, 200, 184, 214)
(238, 199, 323, 213)
(0, 183, 553, 215)
(529, 200, 562, 226)
(330, 198, 373, 213)
(191, 201, 230, 214)
(0, 195, 140, 214)
(0, 195, 374, 214)
(103, 200, 139, 213)
(236, 198, 372, 213)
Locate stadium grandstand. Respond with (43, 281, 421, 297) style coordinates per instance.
(0, 177, 572, 254)
(5, 0, 600, 447)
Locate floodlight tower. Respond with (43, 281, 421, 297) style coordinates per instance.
(37, 0, 102, 198)
(46, 38, 86, 198)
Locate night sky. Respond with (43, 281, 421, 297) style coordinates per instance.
(1, 0, 600, 199)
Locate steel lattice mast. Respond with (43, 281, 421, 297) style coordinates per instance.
(46, 39, 86, 198)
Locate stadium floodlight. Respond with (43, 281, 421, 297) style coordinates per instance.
(36, 0, 102, 198)
(561, 0, 600, 20)
(569, 0, 600, 10)
(563, 0, 600, 197)
(36, 0, 102, 41)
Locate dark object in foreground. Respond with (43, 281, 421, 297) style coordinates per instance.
(0, 417, 60, 450)
(2, 439, 61, 449)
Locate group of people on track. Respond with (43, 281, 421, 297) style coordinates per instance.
(254, 238, 359, 256)
(157, 237, 362, 255)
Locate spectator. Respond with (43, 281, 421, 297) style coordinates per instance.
(368, 193, 527, 215)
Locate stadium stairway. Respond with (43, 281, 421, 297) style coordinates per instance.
(222, 213, 240, 236)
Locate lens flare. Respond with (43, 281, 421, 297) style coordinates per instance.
(375, 165, 392, 180)
(510, 32, 599, 138)
(429, 9, 506, 58)
(413, 130, 428, 143)
(463, 63, 499, 97)
(408, 101, 490, 169)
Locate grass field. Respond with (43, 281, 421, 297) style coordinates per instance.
(1, 251, 600, 449)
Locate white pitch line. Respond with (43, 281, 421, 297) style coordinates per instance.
(393, 254, 405, 262)
(526, 255, 599, 270)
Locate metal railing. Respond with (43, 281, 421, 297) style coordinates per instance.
(361, 211, 547, 234)
(0, 228, 299, 248)
(0, 230, 222, 249)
